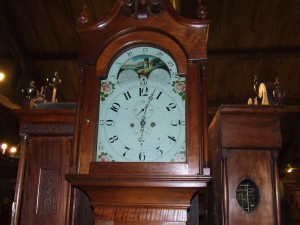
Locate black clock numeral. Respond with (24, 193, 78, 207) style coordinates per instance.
(167, 61, 175, 67)
(127, 51, 133, 57)
(139, 87, 149, 96)
(109, 135, 118, 143)
(124, 91, 132, 100)
(115, 62, 122, 68)
(155, 51, 164, 58)
(173, 72, 179, 79)
(168, 136, 177, 142)
(171, 120, 185, 126)
(123, 146, 130, 156)
(142, 47, 149, 53)
(110, 102, 120, 112)
(100, 119, 115, 127)
(156, 146, 163, 156)
(156, 91, 162, 100)
(166, 103, 177, 111)
(139, 152, 146, 161)
(140, 79, 147, 86)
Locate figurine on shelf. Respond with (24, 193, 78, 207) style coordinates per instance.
(248, 75, 285, 106)
(45, 71, 61, 103)
(21, 81, 44, 108)
(21, 72, 62, 108)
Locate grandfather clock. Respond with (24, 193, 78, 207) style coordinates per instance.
(208, 105, 284, 225)
(66, 1, 211, 225)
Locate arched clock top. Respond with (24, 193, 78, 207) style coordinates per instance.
(78, 0, 209, 63)
(77, 0, 209, 31)
(96, 31, 188, 76)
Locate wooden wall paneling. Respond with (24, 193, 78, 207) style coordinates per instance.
(275, 57, 300, 100)
(290, 190, 300, 224)
(41, 0, 80, 53)
(207, 58, 258, 104)
(24, 0, 61, 53)
(6, 0, 41, 53)
(282, 183, 300, 225)
(268, 0, 300, 47)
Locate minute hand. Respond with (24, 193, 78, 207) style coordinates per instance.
(139, 89, 156, 148)
(141, 89, 156, 118)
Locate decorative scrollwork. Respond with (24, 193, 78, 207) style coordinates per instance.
(122, 0, 163, 18)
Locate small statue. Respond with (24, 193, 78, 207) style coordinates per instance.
(248, 75, 285, 106)
(22, 81, 37, 100)
(45, 71, 61, 103)
(21, 71, 62, 108)
(21, 81, 45, 108)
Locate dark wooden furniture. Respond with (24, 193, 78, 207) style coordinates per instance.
(208, 105, 284, 225)
(66, 1, 211, 225)
(12, 107, 76, 225)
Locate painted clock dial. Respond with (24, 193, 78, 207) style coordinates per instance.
(97, 46, 186, 162)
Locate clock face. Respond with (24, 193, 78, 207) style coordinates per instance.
(97, 46, 186, 162)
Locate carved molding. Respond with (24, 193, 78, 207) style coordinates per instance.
(36, 169, 59, 215)
(20, 123, 74, 135)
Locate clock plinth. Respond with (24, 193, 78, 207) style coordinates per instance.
(66, 174, 210, 224)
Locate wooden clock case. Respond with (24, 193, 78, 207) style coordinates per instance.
(208, 105, 284, 225)
(66, 1, 211, 224)
(12, 107, 76, 225)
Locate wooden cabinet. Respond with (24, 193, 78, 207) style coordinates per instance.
(208, 105, 284, 225)
(12, 107, 76, 225)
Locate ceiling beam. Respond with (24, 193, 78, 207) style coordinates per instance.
(0, 0, 44, 88)
(208, 47, 300, 60)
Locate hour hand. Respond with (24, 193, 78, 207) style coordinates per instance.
(137, 107, 146, 116)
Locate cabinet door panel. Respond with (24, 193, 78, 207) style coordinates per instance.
(20, 137, 72, 225)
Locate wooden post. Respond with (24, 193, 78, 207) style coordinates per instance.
(11, 135, 28, 225)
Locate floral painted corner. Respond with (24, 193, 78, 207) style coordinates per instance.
(172, 80, 186, 100)
(170, 150, 186, 162)
(97, 152, 115, 162)
(170, 143, 186, 162)
(97, 142, 115, 162)
(100, 80, 116, 101)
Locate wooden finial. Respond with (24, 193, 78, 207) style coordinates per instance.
(149, 0, 162, 14)
(273, 77, 285, 105)
(123, 0, 135, 16)
(137, 0, 148, 19)
(78, 3, 89, 24)
(197, 0, 208, 20)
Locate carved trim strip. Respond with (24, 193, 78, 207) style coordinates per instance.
(20, 123, 74, 135)
(36, 169, 59, 215)
(94, 207, 187, 221)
